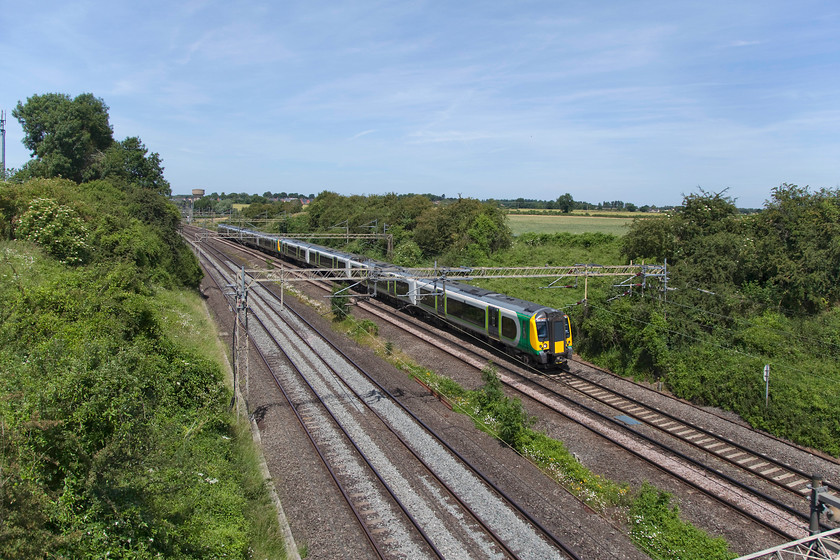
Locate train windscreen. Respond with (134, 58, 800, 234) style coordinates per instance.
(535, 314, 548, 340)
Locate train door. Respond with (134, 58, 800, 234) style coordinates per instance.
(547, 312, 571, 356)
(488, 306, 500, 339)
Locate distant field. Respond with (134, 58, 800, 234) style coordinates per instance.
(509, 209, 649, 218)
(507, 213, 640, 236)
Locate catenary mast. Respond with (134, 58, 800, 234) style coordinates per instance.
(1, 110, 6, 180)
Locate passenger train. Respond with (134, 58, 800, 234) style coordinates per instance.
(218, 224, 573, 368)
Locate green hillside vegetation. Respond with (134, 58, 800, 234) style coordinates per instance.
(599, 187, 840, 456)
(262, 190, 513, 267)
(485, 188, 840, 457)
(1, 94, 283, 558)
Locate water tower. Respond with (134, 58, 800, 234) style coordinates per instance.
(189, 189, 205, 223)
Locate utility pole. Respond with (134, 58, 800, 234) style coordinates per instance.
(235, 267, 249, 414)
(1, 110, 6, 181)
(227, 267, 250, 416)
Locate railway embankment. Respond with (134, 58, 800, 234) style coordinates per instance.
(0, 179, 285, 558)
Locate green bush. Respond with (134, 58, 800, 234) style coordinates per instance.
(0, 177, 280, 557)
(354, 319, 379, 337)
(331, 285, 350, 321)
(15, 197, 90, 265)
(629, 483, 734, 560)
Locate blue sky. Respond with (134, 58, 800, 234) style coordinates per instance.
(2, 1, 838, 207)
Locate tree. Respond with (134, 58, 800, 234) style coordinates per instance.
(242, 201, 281, 219)
(13, 93, 114, 182)
(556, 193, 575, 213)
(673, 189, 739, 248)
(414, 198, 511, 259)
(331, 284, 350, 321)
(621, 215, 676, 262)
(306, 191, 345, 231)
(92, 137, 171, 196)
(746, 184, 840, 312)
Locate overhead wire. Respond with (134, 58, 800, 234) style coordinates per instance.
(578, 266, 840, 362)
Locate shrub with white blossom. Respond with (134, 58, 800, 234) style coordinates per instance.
(16, 197, 90, 265)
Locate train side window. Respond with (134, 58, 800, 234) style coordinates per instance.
(446, 297, 485, 327)
(501, 316, 517, 339)
(419, 288, 436, 308)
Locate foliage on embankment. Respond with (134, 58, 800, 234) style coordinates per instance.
(2, 93, 285, 558)
(574, 186, 840, 456)
(466, 187, 840, 457)
(0, 178, 283, 558)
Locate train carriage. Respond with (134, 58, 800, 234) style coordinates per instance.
(217, 224, 572, 367)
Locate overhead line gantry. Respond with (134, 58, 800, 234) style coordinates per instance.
(197, 229, 668, 302)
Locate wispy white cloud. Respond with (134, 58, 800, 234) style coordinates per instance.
(3, 0, 838, 206)
(349, 130, 376, 140)
(175, 22, 294, 66)
(728, 40, 763, 47)
(407, 130, 498, 144)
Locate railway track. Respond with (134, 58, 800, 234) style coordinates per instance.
(192, 231, 581, 559)
(548, 368, 840, 501)
(203, 233, 828, 538)
(190, 225, 840, 553)
(347, 293, 814, 541)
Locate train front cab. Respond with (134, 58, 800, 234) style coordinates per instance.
(532, 310, 573, 366)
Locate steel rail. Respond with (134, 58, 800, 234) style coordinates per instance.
(360, 302, 808, 542)
(248, 309, 448, 560)
(251, 295, 520, 560)
(194, 241, 394, 559)
(263, 286, 583, 560)
(550, 369, 840, 505)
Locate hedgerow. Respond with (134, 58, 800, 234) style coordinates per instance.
(0, 177, 283, 558)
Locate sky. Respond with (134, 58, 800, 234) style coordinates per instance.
(2, 1, 839, 208)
